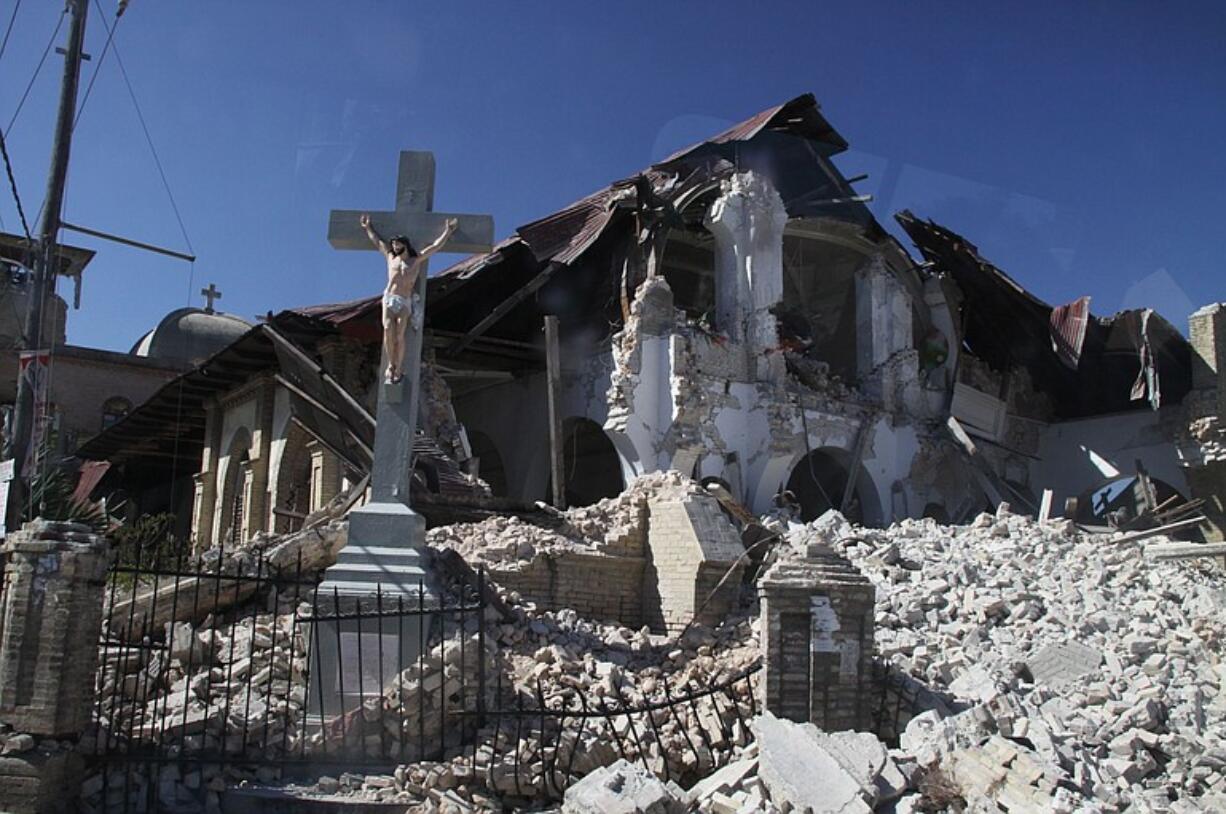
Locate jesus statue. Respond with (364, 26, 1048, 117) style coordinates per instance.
(360, 213, 457, 384)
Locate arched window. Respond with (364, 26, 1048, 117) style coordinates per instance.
(101, 396, 132, 430)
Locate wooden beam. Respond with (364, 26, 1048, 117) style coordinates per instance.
(1108, 516, 1206, 545)
(840, 416, 873, 515)
(544, 315, 565, 510)
(445, 263, 561, 356)
(1145, 541, 1226, 561)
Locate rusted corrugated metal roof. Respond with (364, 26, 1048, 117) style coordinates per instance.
(661, 92, 849, 163)
(1050, 296, 1091, 369)
(896, 211, 1192, 419)
(285, 94, 854, 329)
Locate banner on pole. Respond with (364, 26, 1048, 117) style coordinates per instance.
(19, 351, 51, 477)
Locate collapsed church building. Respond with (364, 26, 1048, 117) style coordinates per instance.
(79, 93, 1221, 544)
(4, 93, 1221, 812)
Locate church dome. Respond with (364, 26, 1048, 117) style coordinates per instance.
(130, 307, 251, 365)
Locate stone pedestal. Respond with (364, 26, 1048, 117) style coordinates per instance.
(310, 503, 437, 725)
(758, 546, 875, 732)
(0, 521, 109, 738)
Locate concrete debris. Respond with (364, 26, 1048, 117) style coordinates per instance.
(426, 471, 701, 566)
(795, 507, 1226, 811)
(686, 713, 906, 814)
(561, 758, 687, 813)
(75, 477, 1226, 811)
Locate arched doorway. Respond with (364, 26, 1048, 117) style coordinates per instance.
(466, 430, 508, 497)
(785, 447, 881, 526)
(218, 428, 253, 545)
(1074, 475, 1190, 528)
(551, 417, 625, 507)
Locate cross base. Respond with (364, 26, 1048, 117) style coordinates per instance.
(311, 501, 439, 728)
(318, 501, 438, 596)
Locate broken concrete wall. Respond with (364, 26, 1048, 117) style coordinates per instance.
(428, 473, 747, 633)
(1034, 406, 1190, 515)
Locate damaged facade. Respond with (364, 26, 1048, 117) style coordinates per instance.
(80, 93, 1222, 550)
(4, 92, 1219, 814)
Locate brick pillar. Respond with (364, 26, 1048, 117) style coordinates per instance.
(0, 521, 109, 735)
(308, 442, 343, 511)
(758, 545, 875, 732)
(1189, 303, 1225, 407)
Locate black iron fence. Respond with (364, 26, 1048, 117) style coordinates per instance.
(84, 544, 762, 812)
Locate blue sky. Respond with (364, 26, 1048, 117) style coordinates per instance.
(1, 1, 1222, 352)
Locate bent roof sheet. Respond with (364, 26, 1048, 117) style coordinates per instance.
(280, 94, 856, 330)
(896, 211, 1192, 418)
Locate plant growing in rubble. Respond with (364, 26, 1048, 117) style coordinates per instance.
(23, 452, 112, 535)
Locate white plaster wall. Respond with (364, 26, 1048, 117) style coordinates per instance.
(863, 420, 921, 523)
(1032, 407, 1188, 511)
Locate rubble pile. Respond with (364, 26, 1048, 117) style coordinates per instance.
(794, 506, 1226, 812)
(82, 561, 763, 811)
(81, 605, 309, 812)
(426, 471, 703, 566)
(301, 629, 492, 763)
(281, 587, 762, 809)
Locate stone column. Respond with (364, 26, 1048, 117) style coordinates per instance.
(606, 275, 678, 474)
(0, 521, 109, 735)
(246, 377, 277, 536)
(758, 545, 875, 732)
(704, 171, 788, 376)
(191, 400, 222, 549)
(856, 254, 919, 413)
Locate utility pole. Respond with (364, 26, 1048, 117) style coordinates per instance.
(7, 0, 89, 530)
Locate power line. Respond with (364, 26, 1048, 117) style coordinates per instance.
(0, 0, 23, 64)
(4, 6, 66, 137)
(0, 129, 33, 241)
(72, 1, 122, 130)
(92, 0, 194, 254)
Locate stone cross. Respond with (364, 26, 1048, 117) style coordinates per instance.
(327, 151, 494, 255)
(310, 151, 493, 722)
(317, 151, 493, 597)
(200, 283, 221, 314)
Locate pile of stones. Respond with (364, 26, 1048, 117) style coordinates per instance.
(793, 505, 1226, 812)
(426, 471, 703, 566)
(277, 587, 763, 809)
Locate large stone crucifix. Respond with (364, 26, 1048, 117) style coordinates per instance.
(323, 150, 493, 589)
(310, 152, 492, 719)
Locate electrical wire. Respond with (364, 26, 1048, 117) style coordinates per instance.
(0, 128, 32, 241)
(92, 0, 194, 255)
(72, 1, 122, 131)
(0, 0, 21, 65)
(4, 6, 66, 136)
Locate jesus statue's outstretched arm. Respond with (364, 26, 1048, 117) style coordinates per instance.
(417, 218, 459, 259)
(360, 213, 389, 256)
